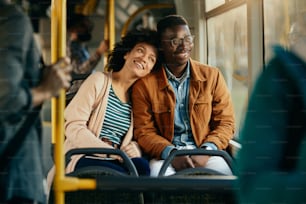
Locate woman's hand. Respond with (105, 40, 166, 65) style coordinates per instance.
(121, 141, 141, 158)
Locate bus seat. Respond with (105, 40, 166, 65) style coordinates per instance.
(48, 148, 144, 204)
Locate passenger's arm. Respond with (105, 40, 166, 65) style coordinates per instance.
(132, 79, 174, 159)
(69, 40, 108, 75)
(0, 14, 71, 120)
(204, 69, 236, 150)
(31, 58, 72, 107)
(0, 14, 33, 120)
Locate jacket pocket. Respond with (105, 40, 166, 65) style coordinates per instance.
(193, 97, 211, 124)
(152, 104, 170, 113)
(152, 103, 172, 130)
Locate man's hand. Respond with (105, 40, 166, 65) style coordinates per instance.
(190, 155, 209, 167)
(31, 57, 72, 107)
(171, 156, 195, 171)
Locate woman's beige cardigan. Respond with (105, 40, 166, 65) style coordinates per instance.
(47, 71, 140, 190)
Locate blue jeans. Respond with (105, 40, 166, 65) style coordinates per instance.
(75, 156, 150, 176)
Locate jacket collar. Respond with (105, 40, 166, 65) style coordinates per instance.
(156, 58, 207, 90)
(189, 59, 207, 82)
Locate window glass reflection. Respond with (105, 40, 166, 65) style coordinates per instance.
(264, 0, 306, 62)
(207, 5, 248, 136)
(205, 0, 225, 12)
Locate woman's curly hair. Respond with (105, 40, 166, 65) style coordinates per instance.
(105, 28, 161, 72)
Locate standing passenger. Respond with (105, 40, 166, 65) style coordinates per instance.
(66, 13, 109, 105)
(0, 0, 72, 203)
(132, 15, 235, 176)
(237, 12, 306, 203)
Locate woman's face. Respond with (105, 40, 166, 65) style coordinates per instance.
(124, 42, 157, 77)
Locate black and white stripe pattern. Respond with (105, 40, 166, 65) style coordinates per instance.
(99, 86, 131, 145)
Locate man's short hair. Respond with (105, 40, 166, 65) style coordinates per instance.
(157, 15, 188, 35)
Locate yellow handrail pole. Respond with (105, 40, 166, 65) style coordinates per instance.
(51, 0, 66, 203)
(51, 1, 96, 204)
(51, 0, 66, 204)
(108, 0, 115, 50)
(103, 0, 114, 71)
(50, 0, 58, 145)
(121, 3, 175, 37)
(103, 0, 109, 69)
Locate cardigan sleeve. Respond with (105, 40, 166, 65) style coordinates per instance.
(64, 72, 113, 149)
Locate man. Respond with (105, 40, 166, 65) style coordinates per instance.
(132, 15, 235, 176)
(0, 1, 71, 203)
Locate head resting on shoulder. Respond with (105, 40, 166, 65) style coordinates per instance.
(106, 28, 161, 72)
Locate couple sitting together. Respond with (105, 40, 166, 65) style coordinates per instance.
(47, 14, 235, 185)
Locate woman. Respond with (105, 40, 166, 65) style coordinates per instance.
(47, 28, 160, 187)
(64, 28, 160, 175)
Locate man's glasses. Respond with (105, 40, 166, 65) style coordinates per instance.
(163, 35, 195, 47)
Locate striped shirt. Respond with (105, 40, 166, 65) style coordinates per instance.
(99, 86, 131, 145)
